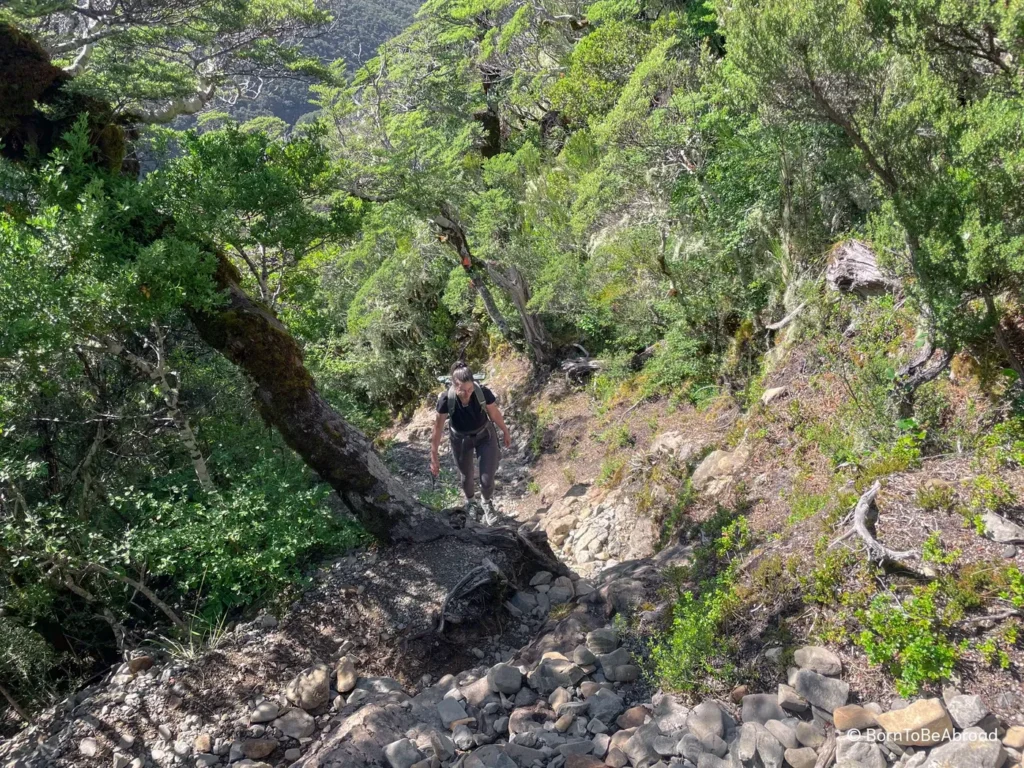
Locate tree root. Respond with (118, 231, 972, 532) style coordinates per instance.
(437, 558, 503, 633)
(830, 482, 925, 573)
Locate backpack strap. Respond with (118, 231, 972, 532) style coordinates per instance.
(473, 383, 490, 418)
(447, 383, 492, 425)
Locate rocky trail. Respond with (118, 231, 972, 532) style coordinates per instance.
(3, 400, 1024, 768)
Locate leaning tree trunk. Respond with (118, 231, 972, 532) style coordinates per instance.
(433, 208, 553, 366)
(0, 23, 446, 544)
(188, 258, 449, 543)
(432, 210, 517, 343)
(485, 261, 554, 367)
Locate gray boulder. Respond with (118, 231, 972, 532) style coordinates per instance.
(588, 689, 625, 723)
(784, 747, 819, 768)
(795, 721, 825, 749)
(438, 698, 469, 729)
(791, 669, 849, 711)
(465, 745, 517, 768)
(652, 696, 689, 732)
(687, 701, 725, 742)
(923, 727, 1006, 768)
(982, 512, 1024, 543)
(623, 723, 663, 766)
(527, 658, 585, 694)
(836, 735, 886, 768)
(764, 720, 798, 750)
(793, 646, 842, 676)
(487, 664, 524, 695)
(945, 694, 989, 730)
(272, 708, 316, 739)
(285, 663, 330, 710)
(383, 738, 423, 768)
(586, 629, 619, 655)
(741, 693, 787, 725)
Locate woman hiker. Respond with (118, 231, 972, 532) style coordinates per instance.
(429, 361, 512, 524)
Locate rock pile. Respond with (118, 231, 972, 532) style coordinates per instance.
(532, 485, 658, 579)
(347, 634, 1024, 768)
(3, 560, 1023, 768)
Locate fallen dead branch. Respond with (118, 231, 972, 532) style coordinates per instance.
(830, 482, 925, 573)
(956, 609, 1023, 626)
(766, 301, 807, 331)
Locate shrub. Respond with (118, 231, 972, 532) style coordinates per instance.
(921, 532, 960, 566)
(916, 481, 957, 513)
(597, 456, 627, 487)
(787, 485, 831, 526)
(125, 463, 366, 618)
(800, 543, 857, 607)
(978, 416, 1024, 467)
(997, 567, 1024, 610)
(854, 583, 961, 697)
(650, 574, 740, 694)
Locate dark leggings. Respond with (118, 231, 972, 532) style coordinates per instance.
(450, 423, 500, 501)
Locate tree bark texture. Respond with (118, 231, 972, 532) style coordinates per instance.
(432, 211, 517, 343)
(188, 258, 449, 543)
(433, 208, 553, 366)
(486, 261, 554, 366)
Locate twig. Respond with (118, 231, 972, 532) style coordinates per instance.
(957, 609, 1022, 626)
(766, 301, 808, 331)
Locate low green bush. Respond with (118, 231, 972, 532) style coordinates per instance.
(651, 573, 740, 694)
(126, 462, 366, 618)
(854, 583, 961, 697)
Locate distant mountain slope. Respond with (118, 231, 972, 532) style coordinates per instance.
(233, 0, 423, 126)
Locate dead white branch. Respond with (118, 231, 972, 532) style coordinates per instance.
(830, 481, 921, 566)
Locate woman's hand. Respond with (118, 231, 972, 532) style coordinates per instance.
(502, 428, 512, 448)
(430, 451, 440, 477)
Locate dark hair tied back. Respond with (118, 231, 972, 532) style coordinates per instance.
(450, 360, 474, 384)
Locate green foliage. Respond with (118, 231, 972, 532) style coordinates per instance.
(651, 574, 739, 693)
(854, 583, 962, 697)
(786, 481, 832, 525)
(966, 474, 1016, 527)
(651, 504, 754, 692)
(799, 544, 857, 608)
(921, 532, 960, 567)
(124, 467, 365, 618)
(1000, 567, 1024, 610)
(548, 20, 654, 127)
(860, 431, 924, 485)
(979, 416, 1024, 468)
(917, 482, 957, 513)
(14, 0, 1024, 725)
(418, 466, 466, 510)
(0, 617, 61, 712)
(597, 456, 627, 488)
(7, 0, 331, 119)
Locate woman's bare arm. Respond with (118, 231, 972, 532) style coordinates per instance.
(486, 403, 512, 447)
(429, 412, 446, 474)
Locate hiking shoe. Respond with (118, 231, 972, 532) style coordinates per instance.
(481, 499, 499, 526)
(464, 498, 481, 520)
